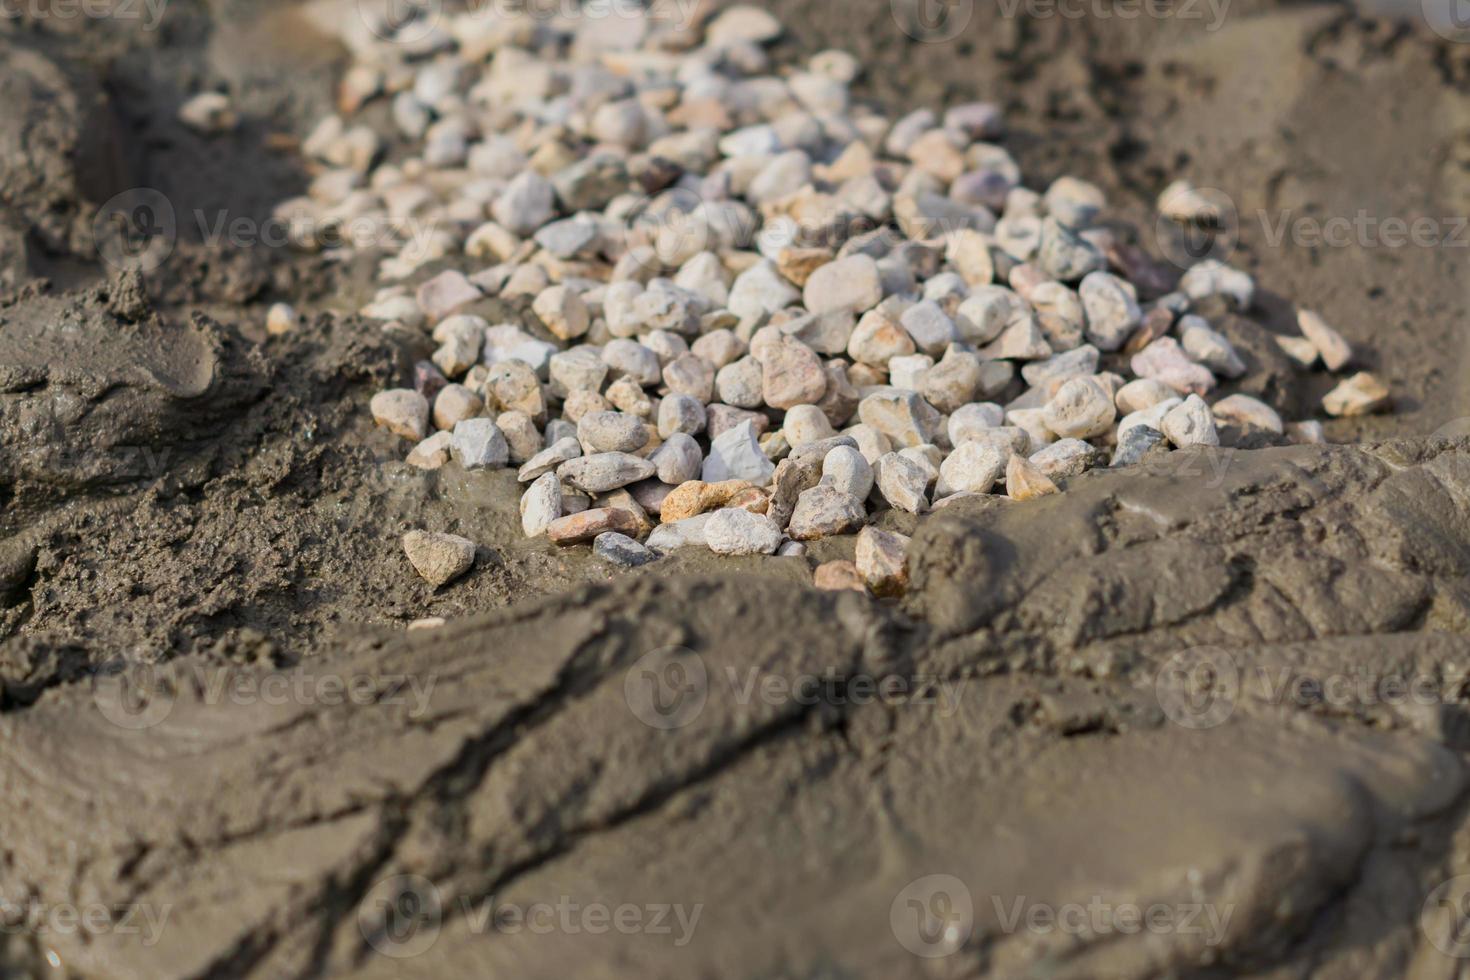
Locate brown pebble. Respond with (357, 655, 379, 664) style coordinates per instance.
(546, 507, 641, 545)
(1006, 453, 1060, 501)
(855, 526, 910, 597)
(813, 560, 867, 592)
(659, 479, 757, 523)
(1122, 306, 1175, 356)
(1322, 372, 1390, 417)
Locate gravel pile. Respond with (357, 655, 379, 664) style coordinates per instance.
(286, 3, 1388, 584)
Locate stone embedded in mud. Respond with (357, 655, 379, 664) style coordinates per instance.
(1212, 393, 1284, 435)
(451, 418, 509, 469)
(1006, 452, 1059, 501)
(520, 471, 562, 537)
(406, 431, 453, 470)
(371, 389, 429, 441)
(266, 303, 298, 335)
(1297, 310, 1353, 372)
(813, 559, 866, 591)
(402, 530, 476, 587)
(788, 485, 866, 540)
(1111, 424, 1166, 467)
(645, 513, 714, 552)
(855, 526, 910, 597)
(1161, 394, 1220, 448)
(546, 507, 640, 545)
(593, 531, 655, 566)
(178, 91, 237, 133)
(1030, 438, 1102, 479)
(1323, 372, 1390, 417)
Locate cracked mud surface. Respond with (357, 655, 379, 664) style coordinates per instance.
(1, 0, 1468, 977)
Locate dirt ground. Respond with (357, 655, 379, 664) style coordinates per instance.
(1, 0, 1469, 976)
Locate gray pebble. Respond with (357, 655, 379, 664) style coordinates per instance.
(821, 444, 873, 501)
(520, 471, 563, 537)
(1111, 424, 1166, 468)
(578, 411, 649, 453)
(518, 436, 582, 482)
(703, 420, 776, 486)
(651, 433, 703, 484)
(594, 531, 656, 566)
(451, 418, 509, 469)
(875, 451, 929, 513)
(787, 485, 867, 540)
(558, 452, 657, 493)
(658, 393, 707, 438)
